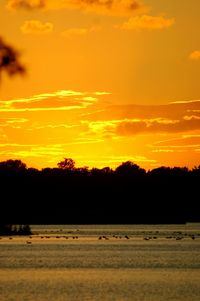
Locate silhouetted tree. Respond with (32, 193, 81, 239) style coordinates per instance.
(90, 167, 102, 176)
(75, 166, 90, 175)
(0, 224, 32, 235)
(115, 161, 145, 176)
(192, 165, 200, 175)
(101, 167, 113, 174)
(172, 166, 188, 173)
(57, 158, 76, 170)
(0, 159, 27, 171)
(18, 224, 32, 235)
(148, 166, 171, 176)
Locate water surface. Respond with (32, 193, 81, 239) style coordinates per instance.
(0, 224, 200, 301)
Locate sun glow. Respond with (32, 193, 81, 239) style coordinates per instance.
(0, 0, 200, 169)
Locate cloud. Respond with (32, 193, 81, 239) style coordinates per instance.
(120, 15, 174, 30)
(151, 149, 176, 153)
(83, 100, 200, 121)
(0, 118, 28, 123)
(61, 26, 100, 37)
(0, 118, 28, 128)
(0, 89, 105, 112)
(0, 37, 25, 78)
(86, 155, 156, 164)
(65, 0, 144, 16)
(6, 0, 45, 10)
(94, 91, 111, 96)
(83, 119, 120, 138)
(0, 143, 64, 159)
(183, 115, 200, 121)
(116, 118, 200, 136)
(2, 95, 199, 147)
(1, 91, 200, 169)
(189, 50, 200, 61)
(154, 135, 200, 147)
(7, 0, 145, 16)
(80, 100, 200, 137)
(61, 28, 89, 37)
(151, 135, 200, 154)
(21, 20, 54, 34)
(83, 117, 181, 138)
(170, 99, 200, 104)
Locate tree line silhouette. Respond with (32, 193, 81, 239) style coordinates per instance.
(0, 159, 199, 225)
(0, 224, 32, 236)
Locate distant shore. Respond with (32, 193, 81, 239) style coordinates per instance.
(0, 225, 32, 236)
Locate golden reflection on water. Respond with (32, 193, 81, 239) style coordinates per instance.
(0, 224, 200, 301)
(0, 268, 200, 301)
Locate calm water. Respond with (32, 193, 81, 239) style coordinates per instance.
(0, 224, 200, 301)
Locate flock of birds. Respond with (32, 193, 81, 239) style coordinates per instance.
(0, 230, 198, 245)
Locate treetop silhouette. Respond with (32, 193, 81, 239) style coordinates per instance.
(57, 158, 76, 170)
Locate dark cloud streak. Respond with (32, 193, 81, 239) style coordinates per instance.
(116, 118, 200, 136)
(6, 0, 45, 10)
(6, 0, 143, 15)
(83, 101, 200, 121)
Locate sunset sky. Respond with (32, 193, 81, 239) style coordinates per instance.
(0, 0, 200, 170)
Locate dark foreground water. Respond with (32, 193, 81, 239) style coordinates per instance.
(0, 224, 200, 301)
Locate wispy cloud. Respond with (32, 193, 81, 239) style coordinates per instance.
(119, 15, 175, 30)
(81, 100, 200, 137)
(82, 117, 182, 139)
(21, 20, 54, 35)
(116, 117, 200, 135)
(153, 135, 200, 147)
(61, 26, 100, 37)
(170, 99, 200, 104)
(1, 92, 200, 169)
(83, 100, 200, 121)
(61, 28, 89, 37)
(0, 89, 101, 112)
(86, 155, 156, 165)
(189, 50, 200, 61)
(0, 143, 64, 159)
(2, 97, 199, 149)
(83, 116, 200, 138)
(151, 135, 200, 154)
(183, 115, 200, 121)
(0, 118, 28, 125)
(94, 91, 111, 96)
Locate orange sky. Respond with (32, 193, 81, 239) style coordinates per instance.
(0, 0, 200, 170)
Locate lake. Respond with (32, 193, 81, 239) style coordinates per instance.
(0, 224, 200, 301)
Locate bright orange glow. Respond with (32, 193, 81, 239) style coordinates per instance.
(0, 0, 200, 170)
